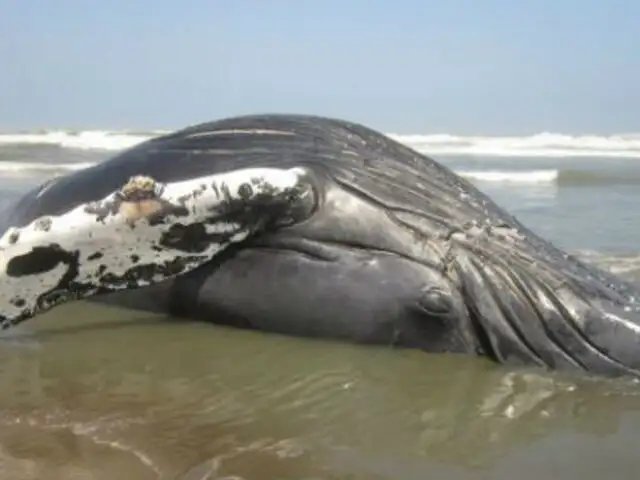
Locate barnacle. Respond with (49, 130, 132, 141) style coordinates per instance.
(119, 175, 160, 202)
(118, 176, 165, 223)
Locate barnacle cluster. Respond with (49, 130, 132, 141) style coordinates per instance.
(119, 175, 161, 202)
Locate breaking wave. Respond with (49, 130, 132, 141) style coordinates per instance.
(2, 129, 640, 158)
(458, 169, 640, 186)
(0, 130, 166, 151)
(0, 161, 96, 177)
(458, 170, 557, 184)
(388, 132, 640, 158)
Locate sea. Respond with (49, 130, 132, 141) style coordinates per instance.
(0, 129, 640, 479)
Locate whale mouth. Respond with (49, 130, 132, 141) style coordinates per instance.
(0, 167, 318, 330)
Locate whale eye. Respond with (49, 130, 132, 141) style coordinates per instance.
(417, 287, 453, 316)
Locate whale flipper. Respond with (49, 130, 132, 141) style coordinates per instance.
(0, 167, 315, 329)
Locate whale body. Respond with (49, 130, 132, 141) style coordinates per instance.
(1, 114, 640, 379)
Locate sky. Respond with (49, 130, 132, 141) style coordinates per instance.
(1, 0, 639, 134)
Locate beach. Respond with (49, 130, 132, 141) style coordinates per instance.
(1, 130, 640, 479)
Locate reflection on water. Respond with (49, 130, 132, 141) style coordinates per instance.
(1, 303, 640, 479)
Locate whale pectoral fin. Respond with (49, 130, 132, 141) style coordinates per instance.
(0, 167, 315, 329)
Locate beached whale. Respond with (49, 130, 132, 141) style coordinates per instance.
(1, 114, 639, 378)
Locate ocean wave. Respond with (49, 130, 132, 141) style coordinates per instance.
(0, 161, 96, 177)
(0, 130, 164, 151)
(458, 169, 558, 184)
(459, 169, 640, 186)
(388, 132, 640, 158)
(2, 129, 640, 158)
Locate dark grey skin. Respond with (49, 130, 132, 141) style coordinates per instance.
(3, 114, 640, 379)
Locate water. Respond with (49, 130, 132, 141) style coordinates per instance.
(1, 132, 640, 479)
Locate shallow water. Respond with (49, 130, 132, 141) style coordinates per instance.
(2, 147, 640, 479)
(3, 303, 640, 480)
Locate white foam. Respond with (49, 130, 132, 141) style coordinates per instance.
(458, 169, 558, 184)
(0, 161, 96, 177)
(388, 132, 640, 158)
(2, 129, 640, 158)
(0, 167, 310, 328)
(576, 250, 640, 277)
(0, 130, 162, 151)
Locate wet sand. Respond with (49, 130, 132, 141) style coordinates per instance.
(1, 302, 640, 479)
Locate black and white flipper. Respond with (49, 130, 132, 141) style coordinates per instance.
(0, 167, 315, 329)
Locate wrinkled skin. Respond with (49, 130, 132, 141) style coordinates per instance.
(3, 114, 640, 379)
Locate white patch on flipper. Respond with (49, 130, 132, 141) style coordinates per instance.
(0, 167, 311, 328)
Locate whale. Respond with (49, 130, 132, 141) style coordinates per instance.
(1, 113, 640, 379)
